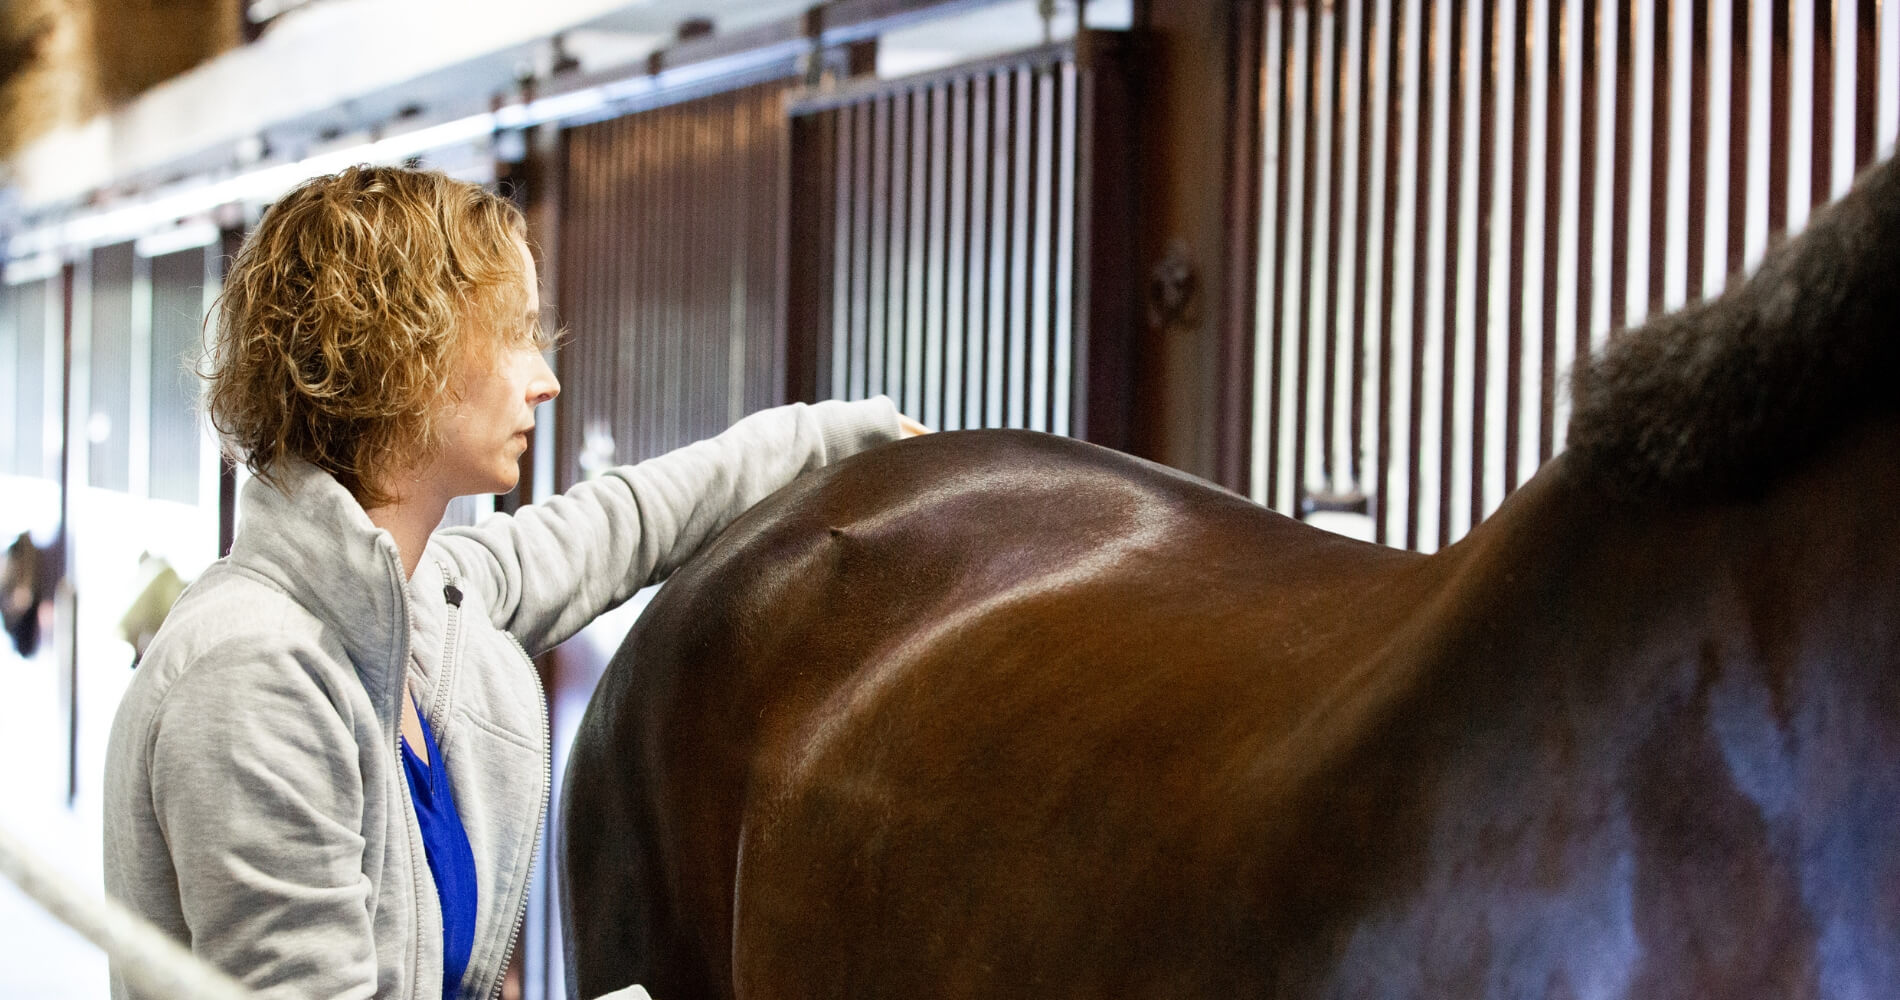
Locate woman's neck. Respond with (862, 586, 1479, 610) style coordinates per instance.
(363, 490, 449, 579)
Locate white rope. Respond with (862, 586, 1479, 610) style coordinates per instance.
(0, 820, 255, 1000)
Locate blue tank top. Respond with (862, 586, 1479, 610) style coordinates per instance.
(400, 700, 478, 1000)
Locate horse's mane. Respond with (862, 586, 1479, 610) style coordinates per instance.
(1565, 153, 1900, 502)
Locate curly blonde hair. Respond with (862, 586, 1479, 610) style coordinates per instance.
(205, 165, 546, 506)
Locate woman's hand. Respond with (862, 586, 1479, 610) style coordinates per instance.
(898, 414, 933, 437)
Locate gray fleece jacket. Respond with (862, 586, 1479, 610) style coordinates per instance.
(103, 397, 900, 1000)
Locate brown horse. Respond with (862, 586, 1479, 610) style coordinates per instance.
(560, 155, 1900, 999)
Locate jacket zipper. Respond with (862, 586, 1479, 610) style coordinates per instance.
(431, 567, 547, 1000)
(490, 630, 551, 1000)
(434, 577, 462, 743)
(390, 551, 427, 1000)
(437, 578, 467, 999)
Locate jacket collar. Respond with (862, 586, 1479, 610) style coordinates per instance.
(226, 458, 413, 718)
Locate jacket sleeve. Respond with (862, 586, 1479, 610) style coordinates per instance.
(434, 396, 901, 654)
(142, 649, 382, 1000)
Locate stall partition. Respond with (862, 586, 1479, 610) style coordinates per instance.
(785, 32, 1140, 448)
(1247, 0, 1900, 550)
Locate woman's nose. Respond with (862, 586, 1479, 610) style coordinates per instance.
(528, 352, 560, 406)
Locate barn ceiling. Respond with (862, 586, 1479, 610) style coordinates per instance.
(3, 0, 1119, 229)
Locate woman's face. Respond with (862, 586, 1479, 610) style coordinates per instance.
(423, 239, 560, 500)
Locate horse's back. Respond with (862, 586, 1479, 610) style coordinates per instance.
(564, 421, 1900, 999)
(562, 430, 1431, 998)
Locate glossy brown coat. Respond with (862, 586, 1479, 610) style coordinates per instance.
(561, 157, 1900, 999)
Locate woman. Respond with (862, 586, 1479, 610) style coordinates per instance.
(103, 166, 916, 1000)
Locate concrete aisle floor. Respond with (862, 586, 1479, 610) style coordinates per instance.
(0, 624, 111, 999)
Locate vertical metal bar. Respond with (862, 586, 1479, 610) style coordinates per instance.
(1827, 0, 1855, 197)
(1010, 65, 1034, 430)
(1436, 0, 1466, 547)
(1540, 0, 1568, 466)
(1320, 0, 1348, 490)
(1376, 0, 1407, 543)
(851, 102, 873, 400)
(1699, 0, 1731, 297)
(1815, 0, 1835, 208)
(886, 89, 909, 408)
(1769, 0, 1790, 235)
(1408, 0, 1438, 550)
(58, 259, 77, 803)
(1471, 0, 1498, 527)
(1031, 66, 1056, 433)
(1054, 59, 1078, 438)
(969, 72, 994, 427)
(1295, 0, 1322, 513)
(1885, 0, 1900, 156)
(907, 88, 929, 419)
(1858, 0, 1879, 169)
(947, 78, 971, 430)
(1728, 0, 1751, 278)
(989, 70, 1013, 428)
(1608, 0, 1634, 336)
(1351, 0, 1378, 493)
(1576, 0, 1599, 372)
(1268, 1, 1299, 513)
(1688, 0, 1710, 302)
(1254, 0, 1285, 505)
(1648, 0, 1672, 318)
(1507, 0, 1533, 493)
(896, 88, 917, 410)
(867, 95, 890, 401)
(833, 103, 850, 405)
(832, 108, 854, 400)
(926, 83, 950, 430)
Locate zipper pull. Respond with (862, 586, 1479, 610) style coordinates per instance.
(444, 583, 462, 607)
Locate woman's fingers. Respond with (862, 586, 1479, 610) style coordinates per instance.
(898, 415, 933, 437)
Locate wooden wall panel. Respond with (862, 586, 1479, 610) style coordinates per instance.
(554, 79, 794, 488)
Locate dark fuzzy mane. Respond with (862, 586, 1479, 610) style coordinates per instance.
(1565, 153, 1900, 502)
